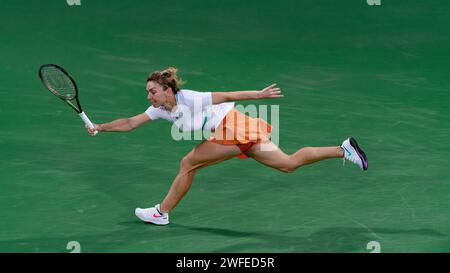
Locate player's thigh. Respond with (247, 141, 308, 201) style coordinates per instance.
(245, 141, 291, 170)
(183, 140, 241, 169)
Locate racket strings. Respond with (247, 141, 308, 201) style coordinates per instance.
(41, 67, 76, 99)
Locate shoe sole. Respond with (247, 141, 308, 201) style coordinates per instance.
(349, 137, 368, 171)
(137, 217, 169, 225)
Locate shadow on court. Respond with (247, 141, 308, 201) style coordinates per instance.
(169, 223, 447, 252)
(0, 220, 446, 252)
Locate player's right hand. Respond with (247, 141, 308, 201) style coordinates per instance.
(85, 124, 101, 136)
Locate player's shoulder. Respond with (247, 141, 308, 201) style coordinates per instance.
(176, 89, 212, 108)
(177, 89, 203, 102)
(147, 105, 167, 111)
(178, 89, 211, 98)
(146, 105, 169, 115)
(145, 105, 171, 120)
(178, 89, 202, 96)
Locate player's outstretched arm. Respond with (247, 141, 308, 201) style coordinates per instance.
(85, 112, 151, 136)
(211, 83, 283, 104)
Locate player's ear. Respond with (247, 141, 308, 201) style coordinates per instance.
(164, 86, 174, 95)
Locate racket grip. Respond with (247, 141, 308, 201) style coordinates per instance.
(79, 111, 98, 136)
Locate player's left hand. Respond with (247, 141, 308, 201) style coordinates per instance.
(259, 83, 283, 99)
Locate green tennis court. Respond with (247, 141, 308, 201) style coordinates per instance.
(1, 0, 449, 252)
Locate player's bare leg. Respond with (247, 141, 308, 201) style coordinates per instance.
(135, 141, 241, 225)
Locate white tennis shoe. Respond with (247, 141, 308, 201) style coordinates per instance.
(341, 137, 368, 171)
(135, 204, 169, 225)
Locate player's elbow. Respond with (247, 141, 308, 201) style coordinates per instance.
(127, 113, 150, 131)
(212, 93, 230, 104)
(127, 118, 138, 131)
(128, 117, 148, 131)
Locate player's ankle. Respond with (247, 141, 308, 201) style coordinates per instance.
(158, 203, 170, 214)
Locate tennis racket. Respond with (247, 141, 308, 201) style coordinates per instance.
(38, 64, 98, 135)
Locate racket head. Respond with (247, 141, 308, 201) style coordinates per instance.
(39, 64, 78, 100)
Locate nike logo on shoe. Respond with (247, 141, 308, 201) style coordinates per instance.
(343, 146, 352, 157)
(153, 213, 163, 218)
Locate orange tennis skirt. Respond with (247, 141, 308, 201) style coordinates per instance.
(208, 108, 272, 159)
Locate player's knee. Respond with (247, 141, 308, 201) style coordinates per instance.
(278, 162, 297, 173)
(180, 156, 194, 171)
(278, 166, 296, 173)
(180, 155, 201, 173)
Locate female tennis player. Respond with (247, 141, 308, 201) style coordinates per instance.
(86, 67, 368, 225)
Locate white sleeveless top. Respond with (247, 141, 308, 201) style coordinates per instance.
(145, 89, 234, 132)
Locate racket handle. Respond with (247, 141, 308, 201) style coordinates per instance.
(79, 111, 98, 136)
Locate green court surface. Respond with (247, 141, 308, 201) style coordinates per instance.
(0, 0, 449, 253)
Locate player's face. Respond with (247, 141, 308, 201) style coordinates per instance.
(146, 81, 170, 107)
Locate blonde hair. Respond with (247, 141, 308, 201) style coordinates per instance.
(147, 67, 185, 93)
